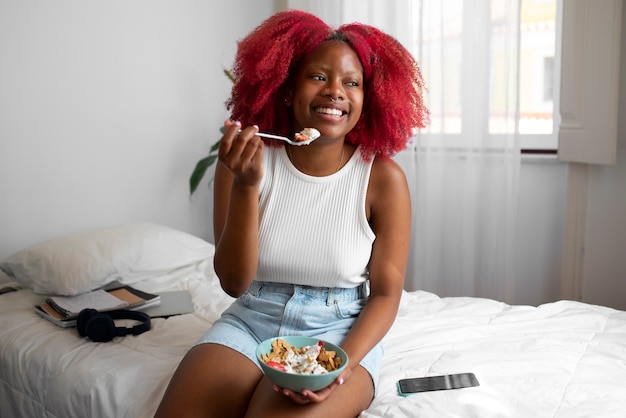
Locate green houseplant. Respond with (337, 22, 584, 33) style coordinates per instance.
(189, 68, 236, 197)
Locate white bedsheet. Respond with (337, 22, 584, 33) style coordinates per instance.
(1, 263, 625, 417)
(367, 292, 626, 417)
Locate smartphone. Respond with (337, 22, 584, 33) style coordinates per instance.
(397, 373, 479, 396)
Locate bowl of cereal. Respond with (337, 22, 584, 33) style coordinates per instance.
(256, 336, 349, 393)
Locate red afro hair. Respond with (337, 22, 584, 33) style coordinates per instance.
(227, 10, 429, 159)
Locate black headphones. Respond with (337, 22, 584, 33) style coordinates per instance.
(76, 308, 151, 342)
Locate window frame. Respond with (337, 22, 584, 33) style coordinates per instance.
(557, 0, 622, 165)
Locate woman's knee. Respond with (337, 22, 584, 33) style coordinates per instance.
(155, 344, 262, 418)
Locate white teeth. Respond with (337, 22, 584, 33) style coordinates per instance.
(316, 107, 343, 116)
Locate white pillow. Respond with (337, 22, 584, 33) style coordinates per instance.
(0, 223, 214, 296)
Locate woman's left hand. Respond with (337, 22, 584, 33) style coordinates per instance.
(273, 368, 352, 404)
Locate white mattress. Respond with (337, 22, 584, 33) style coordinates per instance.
(1, 261, 626, 418)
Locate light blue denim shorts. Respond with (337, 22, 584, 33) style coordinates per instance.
(195, 280, 383, 393)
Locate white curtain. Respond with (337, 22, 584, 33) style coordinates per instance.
(286, 0, 522, 303)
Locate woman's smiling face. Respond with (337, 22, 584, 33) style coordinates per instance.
(290, 40, 364, 140)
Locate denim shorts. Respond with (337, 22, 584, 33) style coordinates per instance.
(195, 280, 383, 393)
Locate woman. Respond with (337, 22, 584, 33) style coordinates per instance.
(156, 10, 428, 418)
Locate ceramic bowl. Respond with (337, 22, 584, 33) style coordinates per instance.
(256, 336, 349, 393)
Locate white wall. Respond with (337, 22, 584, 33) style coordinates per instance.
(581, 2, 626, 310)
(515, 158, 568, 306)
(0, 0, 274, 259)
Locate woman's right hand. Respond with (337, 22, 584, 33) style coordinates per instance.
(218, 120, 264, 187)
(213, 120, 264, 297)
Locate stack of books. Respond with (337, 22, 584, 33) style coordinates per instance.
(35, 283, 161, 328)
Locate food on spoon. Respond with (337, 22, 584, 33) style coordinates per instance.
(261, 338, 341, 374)
(294, 128, 320, 142)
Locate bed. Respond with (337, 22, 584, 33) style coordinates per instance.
(1, 224, 626, 418)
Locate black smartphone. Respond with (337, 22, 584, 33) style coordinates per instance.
(397, 373, 479, 396)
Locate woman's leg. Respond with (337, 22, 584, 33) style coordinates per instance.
(155, 343, 263, 418)
(244, 365, 374, 418)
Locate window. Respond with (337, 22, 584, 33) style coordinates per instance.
(291, 0, 620, 163)
(519, 0, 557, 145)
(543, 56, 554, 102)
(411, 0, 559, 152)
(518, 0, 620, 162)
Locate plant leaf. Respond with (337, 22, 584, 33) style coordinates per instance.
(189, 154, 218, 196)
(188, 66, 234, 198)
(223, 68, 236, 83)
(209, 140, 221, 153)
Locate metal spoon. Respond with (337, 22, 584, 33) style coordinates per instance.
(239, 128, 321, 146)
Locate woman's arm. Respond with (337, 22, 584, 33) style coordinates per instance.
(340, 157, 411, 368)
(213, 121, 265, 297)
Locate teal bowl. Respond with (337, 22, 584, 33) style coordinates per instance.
(256, 336, 349, 393)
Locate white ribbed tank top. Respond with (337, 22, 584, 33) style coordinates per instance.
(256, 146, 376, 288)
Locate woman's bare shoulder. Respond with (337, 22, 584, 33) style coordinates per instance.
(369, 156, 408, 190)
(366, 156, 410, 222)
